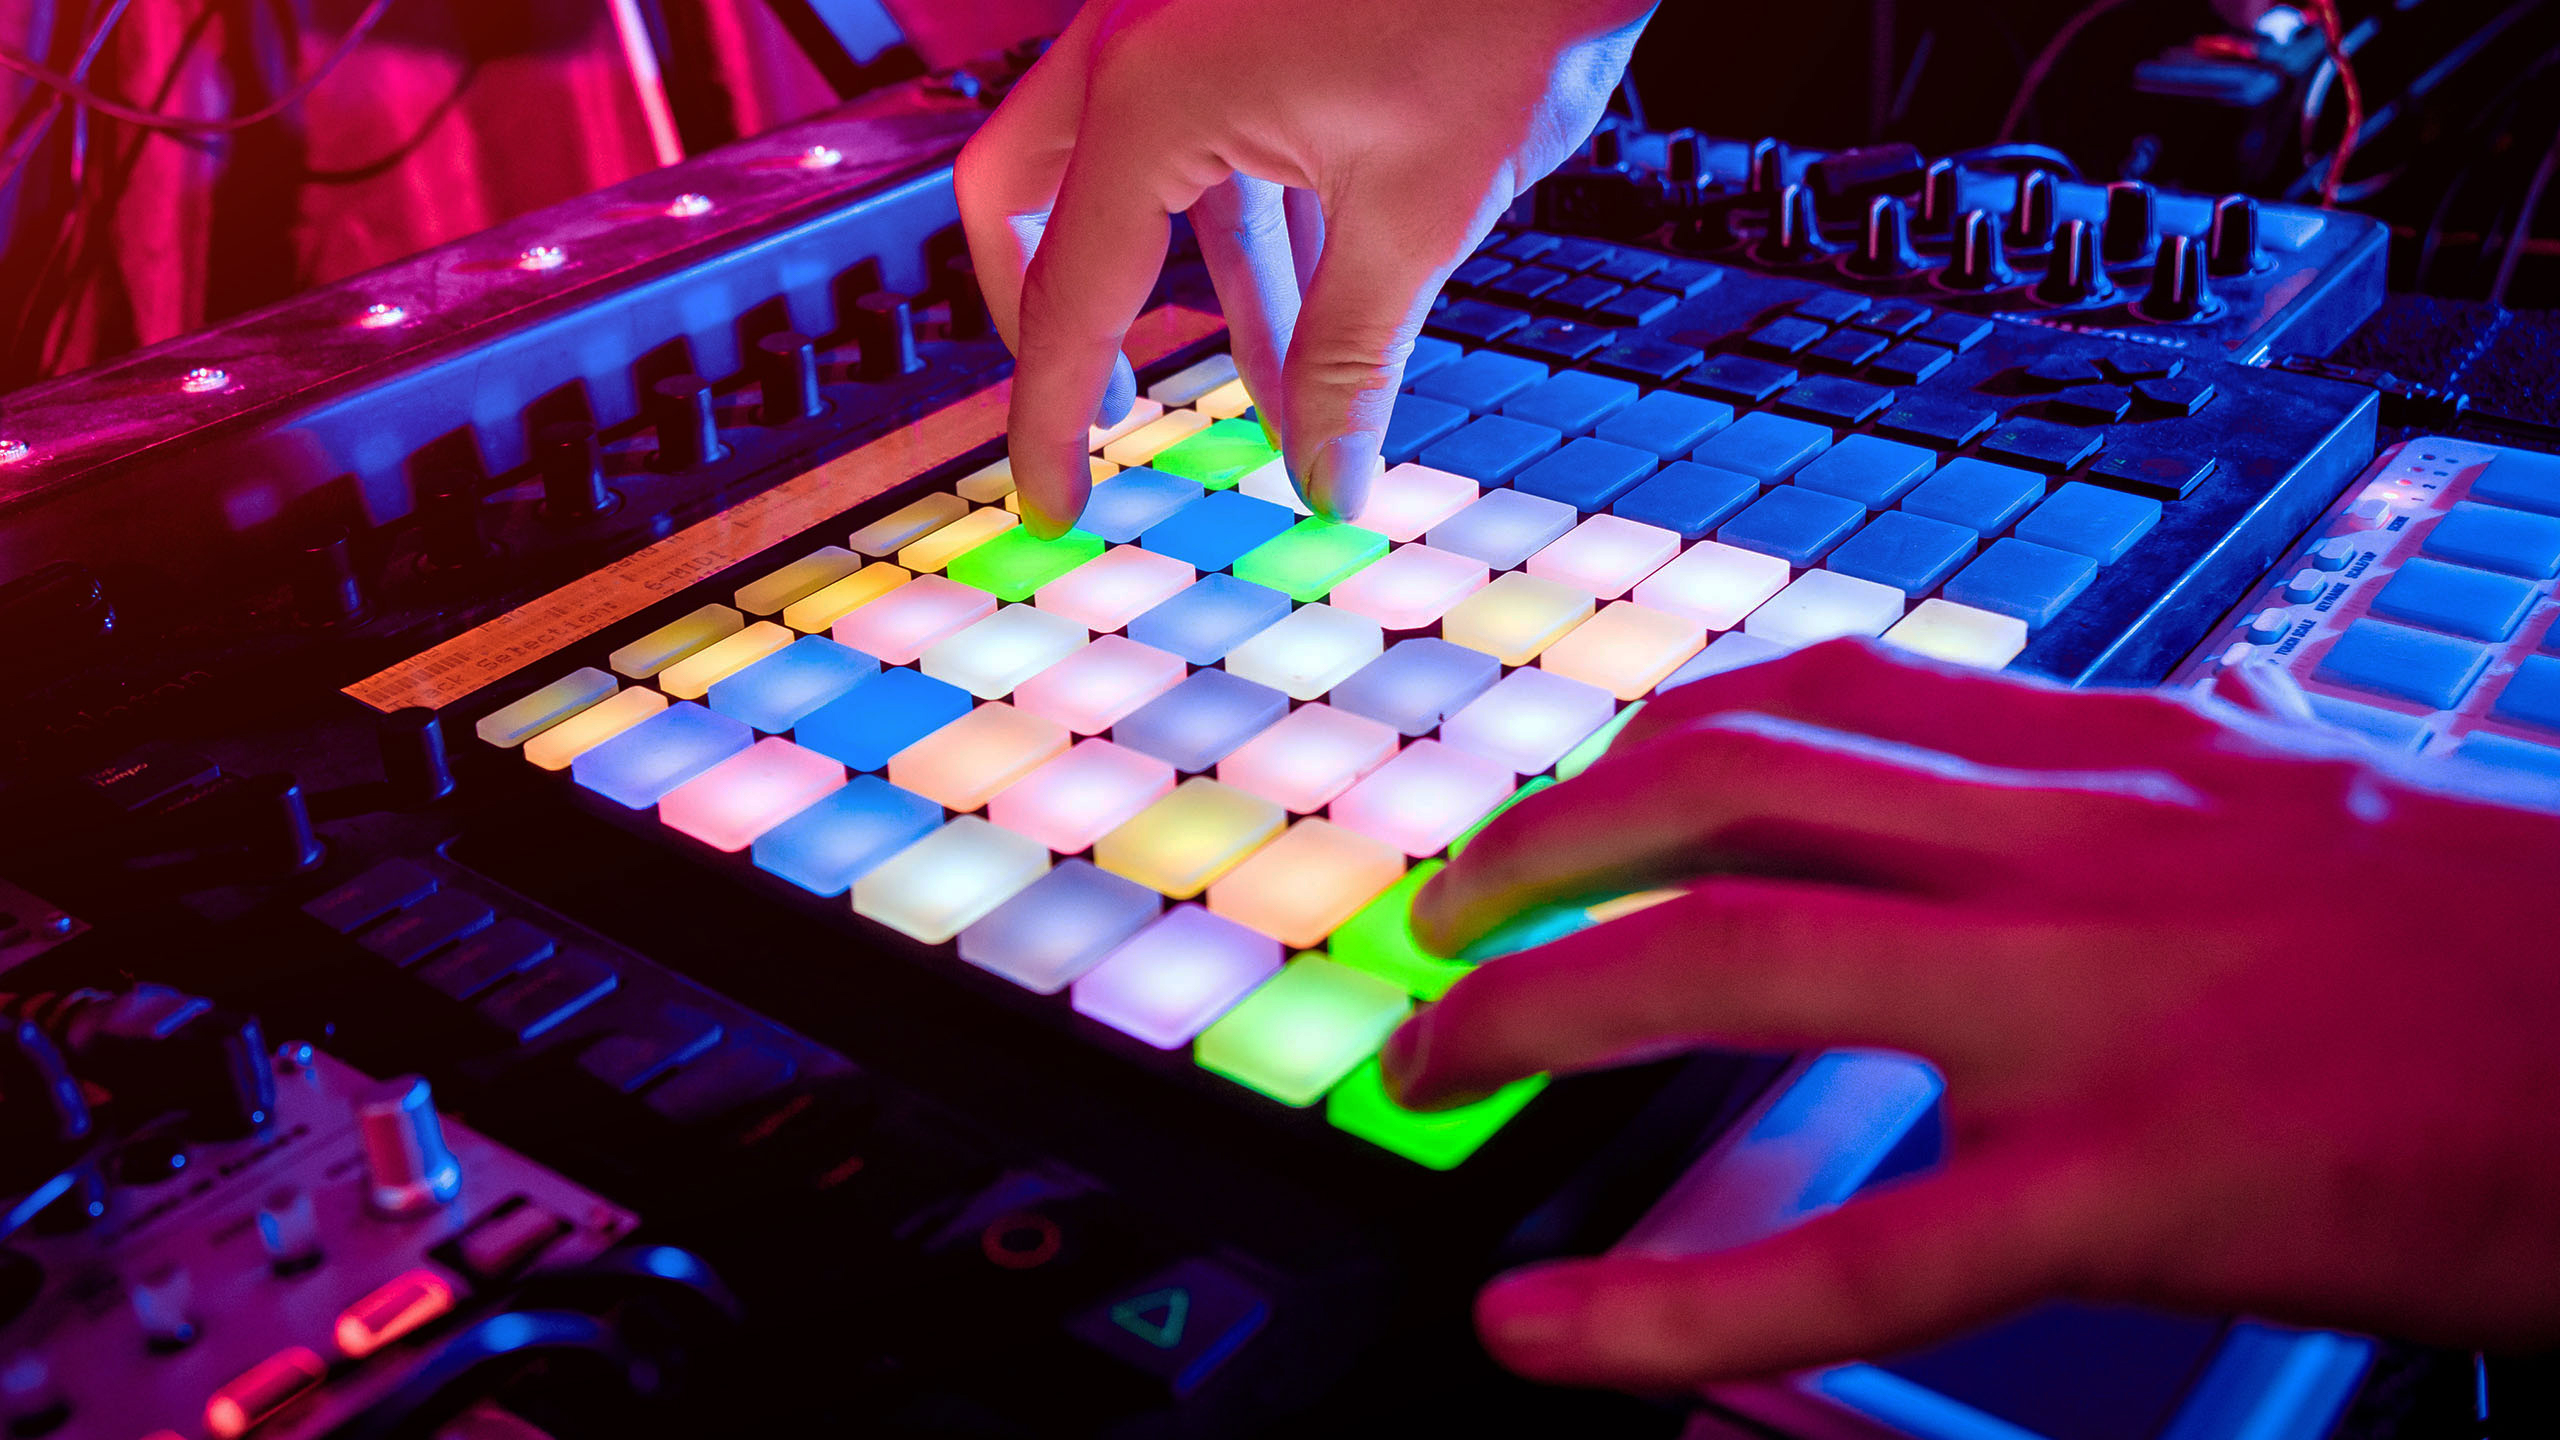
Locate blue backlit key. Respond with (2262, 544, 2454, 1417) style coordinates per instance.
(1901, 457, 2046, 534)
(1426, 489, 1577, 569)
(1510, 438, 1658, 512)
(1382, 394, 1470, 465)
(1610, 462, 1760, 539)
(2420, 501, 2560, 579)
(572, 702, 752, 809)
(1127, 574, 1292, 664)
(793, 667, 973, 771)
(1329, 637, 1503, 737)
(1084, 469, 1206, 544)
(2456, 731, 2560, 779)
(2493, 654, 2560, 733)
(707, 636, 878, 733)
(2368, 557, 2539, 642)
(1421, 416, 1564, 483)
(1717, 486, 1867, 567)
(1791, 434, 1937, 508)
(1689, 411, 1832, 482)
(1826, 511, 1978, 594)
(1501, 371, 1639, 436)
(1403, 335, 1465, 381)
(2313, 618, 2492, 709)
(1140, 490, 1298, 571)
(2011, 481, 2163, 563)
(1113, 668, 1290, 772)
(1409, 351, 1547, 413)
(2469, 447, 2560, 516)
(1940, 538, 2099, 629)
(751, 775, 943, 895)
(1592, 391, 1732, 459)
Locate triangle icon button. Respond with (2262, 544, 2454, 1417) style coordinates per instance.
(1109, 1287, 1191, 1349)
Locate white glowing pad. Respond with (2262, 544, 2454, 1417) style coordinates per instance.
(1441, 667, 1617, 775)
(1884, 598, 2029, 670)
(1541, 601, 1708, 701)
(1195, 377, 1256, 419)
(988, 738, 1176, 854)
(1012, 634, 1189, 735)
(921, 604, 1088, 700)
(832, 575, 997, 664)
(1089, 397, 1166, 451)
(848, 492, 968, 557)
(1221, 603, 1384, 701)
(1327, 544, 1489, 630)
(1526, 515, 1680, 600)
(1216, 702, 1399, 814)
(1206, 819, 1408, 949)
(885, 702, 1071, 812)
(1102, 408, 1213, 467)
(898, 505, 1017, 573)
(1070, 904, 1282, 1048)
(1744, 570, 1907, 647)
(1441, 571, 1595, 665)
(523, 687, 666, 771)
(853, 816, 1051, 944)
(1633, 541, 1792, 629)
(1035, 544, 1196, 632)
(657, 621, 794, 701)
(658, 737, 847, 852)
(1329, 739, 1514, 857)
(1237, 457, 1312, 515)
(781, 563, 910, 633)
(1351, 463, 1479, 543)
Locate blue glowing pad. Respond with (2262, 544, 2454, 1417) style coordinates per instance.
(2011, 482, 2163, 563)
(1140, 490, 1299, 571)
(572, 702, 752, 809)
(1790, 434, 1937, 508)
(1688, 411, 1832, 482)
(1610, 462, 1759, 539)
(1425, 488, 1578, 569)
(1901, 457, 2045, 534)
(750, 774, 942, 895)
(2368, 557, 2539, 642)
(2420, 501, 2560, 580)
(707, 636, 879, 733)
(1112, 668, 1290, 771)
(1940, 538, 2100, 629)
(793, 667, 974, 771)
(1593, 390, 1732, 459)
(2494, 654, 2560, 732)
(1510, 438, 1659, 512)
(2469, 447, 2560, 516)
(1825, 511, 1978, 594)
(1410, 350, 1547, 412)
(959, 859, 1163, 993)
(1126, 573, 1292, 664)
(2457, 730, 2560, 779)
(1501, 370, 1638, 436)
(1083, 468, 1206, 544)
(1329, 637, 1503, 737)
(1382, 394, 1470, 465)
(1403, 335, 1465, 381)
(2313, 618, 2492, 709)
(1717, 486, 1868, 566)
(1421, 415, 1564, 484)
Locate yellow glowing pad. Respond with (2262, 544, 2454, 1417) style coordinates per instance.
(523, 687, 666, 770)
(1002, 456, 1120, 514)
(885, 702, 1070, 812)
(609, 603, 743, 679)
(1195, 377, 1256, 420)
(1540, 601, 1707, 701)
(1102, 409, 1213, 468)
(898, 506, 1017, 573)
(848, 492, 968, 558)
(956, 458, 1018, 504)
(1884, 598, 2030, 670)
(734, 545, 863, 617)
(1440, 572, 1596, 665)
(656, 621, 794, 701)
(1206, 819, 1407, 950)
(853, 816, 1051, 945)
(781, 563, 910, 633)
(1089, 397, 1166, 451)
(1096, 778, 1286, 900)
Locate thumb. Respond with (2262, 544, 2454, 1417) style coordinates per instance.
(1281, 174, 1498, 521)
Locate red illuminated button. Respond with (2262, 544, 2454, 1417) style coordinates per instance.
(335, 1267, 458, 1358)
(205, 1346, 326, 1438)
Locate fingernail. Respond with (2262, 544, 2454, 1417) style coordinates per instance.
(1304, 433, 1380, 522)
(1379, 1012, 1430, 1102)
(1479, 1270, 1586, 1353)
(1092, 353, 1136, 430)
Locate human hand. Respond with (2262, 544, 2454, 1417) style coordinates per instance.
(954, 0, 1656, 536)
(1381, 638, 2560, 1388)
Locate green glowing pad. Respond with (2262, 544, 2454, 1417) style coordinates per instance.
(1451, 775, 1555, 855)
(1146, 419, 1280, 489)
(1556, 700, 1643, 779)
(947, 527, 1104, 602)
(1231, 519, 1390, 602)
(1195, 955, 1411, 1107)
(1326, 1058, 1546, 1169)
(1327, 861, 1472, 1000)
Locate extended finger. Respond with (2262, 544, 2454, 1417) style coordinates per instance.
(1476, 1142, 2114, 1387)
(1189, 175, 1299, 440)
(952, 4, 1107, 353)
(1383, 880, 2056, 1110)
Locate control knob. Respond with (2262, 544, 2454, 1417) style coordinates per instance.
(357, 1074, 462, 1217)
(1845, 194, 1923, 277)
(2135, 233, 2219, 322)
(1754, 183, 1833, 262)
(648, 374, 723, 471)
(754, 332, 825, 426)
(852, 291, 923, 381)
(2006, 169, 2059, 251)
(535, 422, 613, 520)
(1942, 210, 2019, 290)
(1746, 137, 1787, 194)
(2102, 181, 2157, 264)
(2033, 219, 2118, 306)
(1919, 159, 1964, 233)
(2208, 194, 2266, 276)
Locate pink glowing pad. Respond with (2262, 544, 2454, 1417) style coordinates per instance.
(988, 739, 1177, 854)
(657, 737, 846, 852)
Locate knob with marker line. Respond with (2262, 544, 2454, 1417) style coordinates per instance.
(1747, 137, 1787, 194)
(2135, 233, 2219, 322)
(754, 332, 824, 425)
(2208, 194, 2266, 276)
(357, 1075, 461, 1218)
(1754, 183, 1834, 263)
(2033, 218, 2118, 306)
(1941, 210, 2019, 290)
(1919, 159, 1964, 233)
(2006, 169, 2059, 252)
(2102, 181, 2158, 264)
(1845, 195, 1923, 277)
